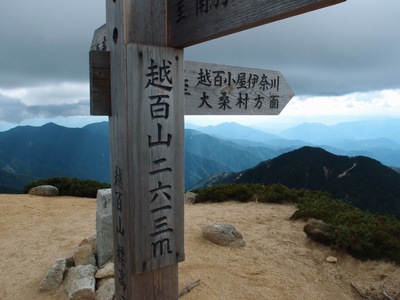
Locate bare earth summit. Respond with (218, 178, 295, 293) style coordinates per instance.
(0, 194, 399, 300)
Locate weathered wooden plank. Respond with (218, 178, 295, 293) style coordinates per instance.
(132, 264, 179, 298)
(89, 50, 110, 116)
(127, 0, 168, 46)
(126, 42, 184, 273)
(106, 0, 133, 298)
(106, 0, 181, 299)
(168, 0, 346, 47)
(184, 60, 294, 115)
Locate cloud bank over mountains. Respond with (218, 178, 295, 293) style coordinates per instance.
(0, 0, 399, 126)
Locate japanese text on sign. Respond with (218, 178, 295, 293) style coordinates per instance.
(123, 43, 184, 275)
(176, 0, 233, 22)
(113, 165, 127, 297)
(184, 61, 294, 115)
(145, 57, 176, 261)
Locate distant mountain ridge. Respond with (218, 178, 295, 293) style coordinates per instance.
(199, 122, 282, 142)
(191, 119, 400, 168)
(198, 146, 400, 219)
(0, 123, 278, 192)
(0, 122, 110, 193)
(0, 119, 399, 194)
(280, 119, 400, 143)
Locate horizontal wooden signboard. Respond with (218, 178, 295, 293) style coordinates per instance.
(90, 50, 294, 116)
(185, 61, 294, 115)
(168, 0, 346, 47)
(89, 50, 110, 116)
(184, 60, 294, 115)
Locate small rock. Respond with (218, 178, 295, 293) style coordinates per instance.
(95, 262, 114, 279)
(74, 243, 96, 266)
(95, 278, 115, 300)
(184, 192, 197, 204)
(202, 223, 245, 248)
(38, 258, 66, 291)
(326, 256, 338, 263)
(304, 219, 332, 245)
(80, 234, 97, 247)
(63, 264, 97, 300)
(28, 185, 59, 196)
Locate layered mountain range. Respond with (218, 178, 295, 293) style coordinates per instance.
(0, 119, 399, 219)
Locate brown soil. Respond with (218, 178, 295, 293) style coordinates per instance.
(0, 194, 399, 299)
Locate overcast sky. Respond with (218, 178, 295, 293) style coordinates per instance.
(0, 0, 399, 131)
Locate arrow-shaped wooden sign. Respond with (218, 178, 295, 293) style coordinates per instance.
(184, 60, 293, 115)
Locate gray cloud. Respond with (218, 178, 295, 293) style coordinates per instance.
(0, 1, 104, 88)
(0, 95, 90, 123)
(0, 0, 399, 100)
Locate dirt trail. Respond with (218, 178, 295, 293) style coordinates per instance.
(0, 195, 399, 299)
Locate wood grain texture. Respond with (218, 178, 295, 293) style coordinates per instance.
(89, 50, 111, 116)
(106, 0, 181, 299)
(184, 60, 294, 115)
(128, 0, 168, 46)
(106, 0, 133, 298)
(168, 0, 346, 47)
(126, 42, 184, 273)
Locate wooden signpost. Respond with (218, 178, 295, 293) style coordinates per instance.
(89, 0, 345, 299)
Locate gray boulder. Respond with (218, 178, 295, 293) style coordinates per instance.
(202, 223, 245, 248)
(38, 258, 66, 291)
(184, 192, 197, 204)
(304, 219, 332, 245)
(74, 244, 96, 267)
(63, 264, 97, 300)
(95, 278, 115, 300)
(28, 185, 59, 196)
(73, 235, 96, 266)
(95, 262, 114, 279)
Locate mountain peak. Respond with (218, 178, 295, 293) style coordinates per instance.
(198, 122, 281, 142)
(205, 146, 400, 219)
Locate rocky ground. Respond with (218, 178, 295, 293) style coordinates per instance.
(0, 194, 399, 299)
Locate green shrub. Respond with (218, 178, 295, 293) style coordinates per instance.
(193, 184, 250, 203)
(291, 193, 400, 263)
(24, 177, 110, 198)
(193, 183, 297, 204)
(290, 192, 349, 221)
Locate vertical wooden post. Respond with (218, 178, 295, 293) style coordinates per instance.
(106, 0, 184, 299)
